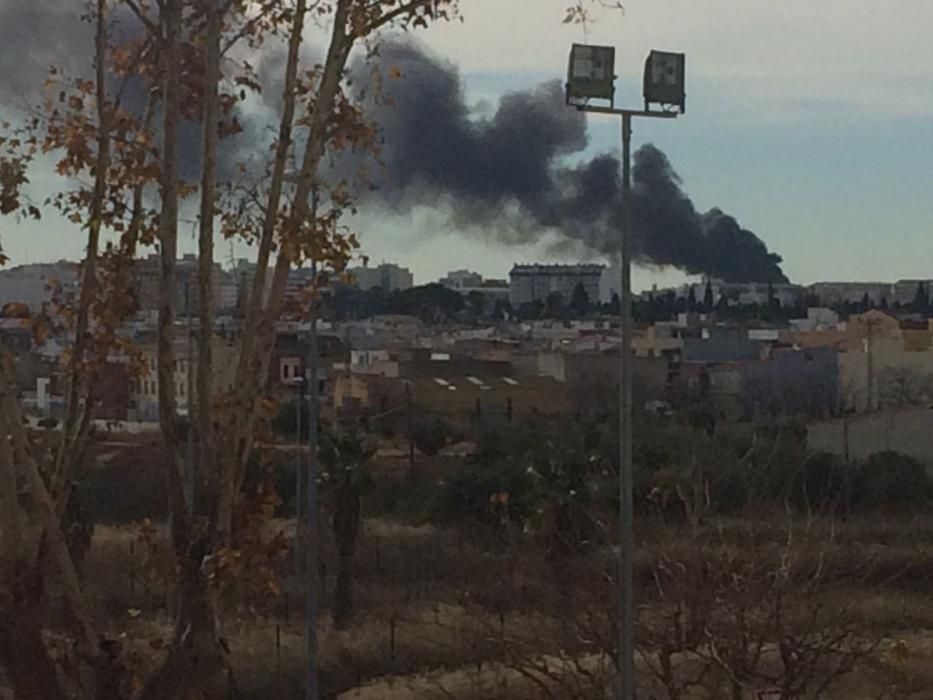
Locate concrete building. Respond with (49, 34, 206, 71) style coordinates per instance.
(509, 264, 604, 308)
(347, 263, 413, 292)
(440, 269, 483, 291)
(134, 254, 228, 315)
(333, 372, 573, 424)
(130, 335, 239, 422)
(892, 279, 933, 306)
(808, 281, 892, 307)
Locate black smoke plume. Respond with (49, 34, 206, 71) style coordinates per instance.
(0, 0, 250, 181)
(351, 41, 788, 283)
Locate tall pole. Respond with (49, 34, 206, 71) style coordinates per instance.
(306, 259, 320, 700)
(866, 318, 876, 411)
(618, 112, 635, 700)
(185, 279, 195, 512)
(296, 378, 305, 569)
(406, 381, 415, 480)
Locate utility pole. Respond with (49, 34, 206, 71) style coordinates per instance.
(619, 112, 635, 700)
(305, 258, 320, 700)
(185, 279, 195, 512)
(865, 317, 877, 411)
(405, 381, 415, 479)
(842, 409, 851, 519)
(295, 377, 305, 571)
(565, 44, 684, 700)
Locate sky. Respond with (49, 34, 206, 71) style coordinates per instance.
(3, 0, 933, 291)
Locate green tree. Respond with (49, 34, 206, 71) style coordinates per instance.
(493, 298, 513, 320)
(466, 289, 486, 316)
(912, 281, 928, 313)
(570, 281, 590, 316)
(686, 285, 697, 312)
(703, 280, 714, 312)
(411, 415, 455, 456)
(545, 291, 565, 318)
(608, 292, 621, 314)
(320, 421, 374, 629)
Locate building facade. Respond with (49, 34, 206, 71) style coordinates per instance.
(509, 264, 605, 307)
(347, 263, 414, 293)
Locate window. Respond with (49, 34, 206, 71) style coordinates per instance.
(281, 357, 301, 383)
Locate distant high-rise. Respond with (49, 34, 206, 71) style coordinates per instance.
(509, 263, 604, 307)
(347, 262, 413, 293)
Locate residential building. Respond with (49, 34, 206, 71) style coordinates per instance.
(892, 279, 933, 306)
(268, 331, 349, 406)
(439, 269, 483, 290)
(134, 254, 227, 315)
(130, 335, 239, 421)
(333, 372, 573, 424)
(509, 263, 604, 307)
(807, 281, 890, 307)
(346, 262, 413, 292)
(536, 349, 669, 411)
(699, 347, 839, 420)
(681, 327, 764, 364)
(632, 322, 684, 361)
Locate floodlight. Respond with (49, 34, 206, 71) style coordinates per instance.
(566, 43, 616, 105)
(643, 50, 686, 113)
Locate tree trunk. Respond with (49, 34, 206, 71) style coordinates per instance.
(139, 536, 225, 700)
(222, 0, 308, 520)
(52, 0, 112, 509)
(0, 605, 68, 700)
(333, 552, 354, 630)
(332, 479, 360, 630)
(156, 0, 190, 556)
(196, 0, 221, 499)
(224, 4, 353, 518)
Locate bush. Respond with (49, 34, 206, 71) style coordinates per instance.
(80, 445, 168, 524)
(854, 451, 930, 509)
(411, 415, 456, 456)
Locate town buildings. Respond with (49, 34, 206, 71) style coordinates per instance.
(346, 262, 414, 292)
(509, 263, 604, 307)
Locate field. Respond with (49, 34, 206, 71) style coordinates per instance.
(76, 510, 933, 699)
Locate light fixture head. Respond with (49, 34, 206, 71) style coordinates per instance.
(643, 50, 686, 113)
(566, 43, 616, 106)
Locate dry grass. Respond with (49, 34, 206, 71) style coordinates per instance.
(73, 513, 933, 698)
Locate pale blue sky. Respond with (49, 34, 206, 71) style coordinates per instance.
(4, 0, 933, 291)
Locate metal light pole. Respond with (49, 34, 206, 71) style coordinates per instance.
(566, 45, 685, 700)
(295, 376, 305, 570)
(185, 278, 196, 512)
(305, 258, 320, 700)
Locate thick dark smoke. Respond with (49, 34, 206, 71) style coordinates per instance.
(0, 4, 787, 283)
(0, 0, 92, 102)
(0, 0, 250, 181)
(352, 41, 788, 283)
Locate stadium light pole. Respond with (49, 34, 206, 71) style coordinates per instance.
(566, 44, 686, 700)
(284, 169, 322, 700)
